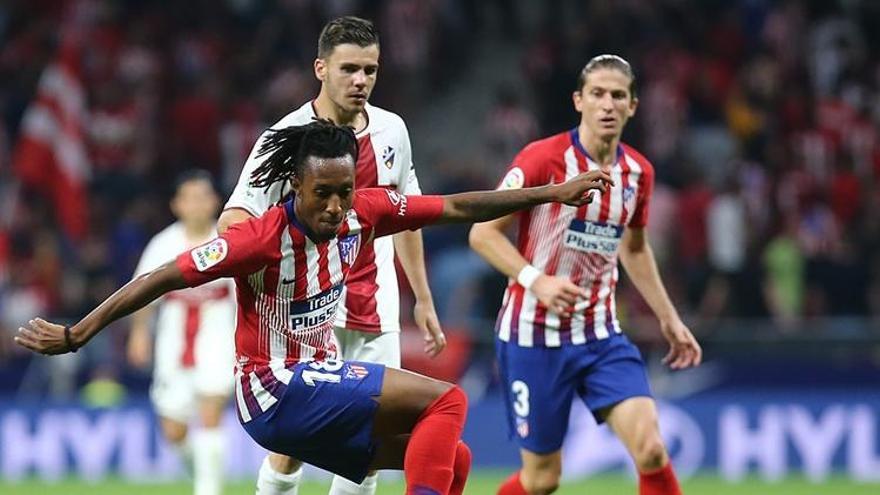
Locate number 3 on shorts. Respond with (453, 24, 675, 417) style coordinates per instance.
(511, 380, 530, 417)
(301, 359, 343, 386)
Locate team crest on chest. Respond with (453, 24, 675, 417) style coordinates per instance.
(338, 234, 360, 266)
(623, 185, 636, 204)
(381, 145, 395, 169)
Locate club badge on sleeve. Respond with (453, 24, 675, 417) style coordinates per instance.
(192, 238, 228, 272)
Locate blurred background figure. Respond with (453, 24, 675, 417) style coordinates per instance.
(1, 0, 880, 493)
(127, 170, 235, 495)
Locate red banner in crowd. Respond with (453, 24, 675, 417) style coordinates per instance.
(12, 33, 90, 240)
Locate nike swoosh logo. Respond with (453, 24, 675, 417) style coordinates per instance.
(281, 278, 295, 285)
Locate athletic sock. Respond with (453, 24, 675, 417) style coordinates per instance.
(404, 385, 468, 495)
(639, 463, 682, 495)
(449, 441, 472, 495)
(328, 472, 378, 495)
(172, 439, 194, 476)
(497, 471, 528, 495)
(255, 455, 303, 495)
(192, 428, 226, 495)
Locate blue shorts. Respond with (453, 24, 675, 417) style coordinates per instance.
(242, 359, 385, 483)
(495, 333, 652, 454)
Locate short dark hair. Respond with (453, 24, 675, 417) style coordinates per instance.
(174, 169, 216, 194)
(249, 119, 359, 191)
(576, 54, 637, 97)
(317, 16, 380, 58)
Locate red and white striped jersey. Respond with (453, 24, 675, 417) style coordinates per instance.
(225, 101, 422, 334)
(134, 223, 236, 368)
(176, 189, 443, 422)
(494, 129, 655, 347)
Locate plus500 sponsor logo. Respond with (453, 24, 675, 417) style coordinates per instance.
(564, 220, 623, 255)
(289, 285, 342, 331)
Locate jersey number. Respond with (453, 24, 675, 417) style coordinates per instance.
(301, 359, 343, 386)
(511, 380, 530, 417)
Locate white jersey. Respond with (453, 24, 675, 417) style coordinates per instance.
(135, 222, 237, 371)
(225, 101, 422, 333)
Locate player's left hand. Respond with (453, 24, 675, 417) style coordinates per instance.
(414, 299, 446, 357)
(555, 170, 614, 206)
(660, 318, 702, 370)
(14, 318, 73, 355)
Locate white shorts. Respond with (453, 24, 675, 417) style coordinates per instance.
(150, 325, 235, 423)
(333, 328, 401, 369)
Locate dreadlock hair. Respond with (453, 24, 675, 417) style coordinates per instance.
(249, 119, 359, 193)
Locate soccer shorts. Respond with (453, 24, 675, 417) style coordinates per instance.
(333, 327, 401, 368)
(242, 359, 386, 483)
(150, 327, 235, 423)
(495, 333, 652, 454)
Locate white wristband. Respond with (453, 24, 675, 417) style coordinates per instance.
(516, 265, 542, 290)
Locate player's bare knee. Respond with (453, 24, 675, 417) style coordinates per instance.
(634, 435, 668, 472)
(158, 416, 188, 444)
(161, 423, 188, 444)
(521, 466, 561, 495)
(268, 453, 302, 474)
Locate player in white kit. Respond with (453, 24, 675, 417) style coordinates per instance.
(127, 170, 236, 495)
(217, 17, 445, 495)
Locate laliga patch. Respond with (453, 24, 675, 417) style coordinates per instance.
(191, 238, 228, 272)
(499, 167, 525, 190)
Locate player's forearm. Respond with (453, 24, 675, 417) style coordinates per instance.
(71, 263, 187, 348)
(441, 186, 556, 224)
(469, 221, 530, 280)
(393, 229, 433, 300)
(619, 244, 680, 324)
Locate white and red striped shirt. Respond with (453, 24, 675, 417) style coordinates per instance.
(176, 189, 443, 422)
(495, 129, 655, 347)
(225, 101, 422, 334)
(135, 223, 236, 368)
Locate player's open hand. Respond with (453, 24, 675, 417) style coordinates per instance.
(531, 274, 588, 318)
(554, 170, 614, 206)
(414, 299, 446, 357)
(14, 318, 73, 355)
(660, 319, 702, 370)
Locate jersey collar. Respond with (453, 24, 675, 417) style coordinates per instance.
(569, 127, 624, 167)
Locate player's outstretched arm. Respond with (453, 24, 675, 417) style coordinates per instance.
(15, 262, 187, 355)
(439, 170, 613, 224)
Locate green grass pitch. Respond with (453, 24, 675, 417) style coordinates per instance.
(1, 473, 877, 495)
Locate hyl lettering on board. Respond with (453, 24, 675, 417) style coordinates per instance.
(563, 219, 623, 256)
(289, 285, 343, 331)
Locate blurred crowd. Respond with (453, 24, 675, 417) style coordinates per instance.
(1, 0, 880, 394)
(510, 0, 880, 329)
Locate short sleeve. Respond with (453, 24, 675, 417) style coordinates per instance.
(355, 189, 444, 238)
(628, 161, 655, 228)
(175, 208, 284, 287)
(397, 122, 422, 195)
(225, 128, 290, 217)
(496, 141, 552, 191)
